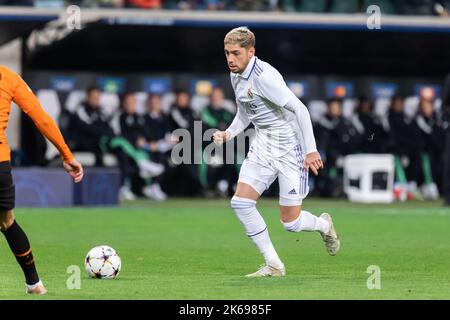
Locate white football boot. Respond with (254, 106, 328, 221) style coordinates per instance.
(26, 280, 47, 295)
(245, 264, 286, 278)
(118, 185, 137, 201)
(142, 183, 167, 201)
(319, 213, 341, 256)
(137, 159, 165, 178)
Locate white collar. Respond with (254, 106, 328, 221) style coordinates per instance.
(235, 56, 257, 79)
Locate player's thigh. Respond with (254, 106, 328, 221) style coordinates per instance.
(0, 210, 14, 231)
(236, 158, 277, 201)
(234, 182, 261, 201)
(279, 205, 302, 223)
(0, 161, 15, 230)
(277, 158, 309, 208)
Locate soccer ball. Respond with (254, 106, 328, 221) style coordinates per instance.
(85, 245, 121, 279)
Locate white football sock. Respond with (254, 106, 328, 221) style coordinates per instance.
(282, 210, 330, 233)
(26, 279, 42, 289)
(231, 196, 283, 269)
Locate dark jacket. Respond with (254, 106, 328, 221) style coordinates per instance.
(415, 112, 445, 156)
(119, 112, 147, 146)
(143, 113, 171, 142)
(352, 112, 391, 153)
(74, 102, 115, 140)
(168, 106, 197, 132)
(315, 115, 362, 155)
(388, 110, 424, 154)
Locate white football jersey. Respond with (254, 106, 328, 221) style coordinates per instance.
(230, 56, 304, 158)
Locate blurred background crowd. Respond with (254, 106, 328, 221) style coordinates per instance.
(2, 0, 450, 204)
(2, 0, 450, 16)
(17, 83, 448, 202)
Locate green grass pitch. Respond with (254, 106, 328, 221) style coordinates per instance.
(1, 198, 449, 300)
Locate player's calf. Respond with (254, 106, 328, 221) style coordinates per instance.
(230, 196, 284, 271)
(1, 212, 44, 292)
(0, 210, 14, 231)
(319, 213, 341, 256)
(280, 209, 330, 234)
(26, 280, 48, 295)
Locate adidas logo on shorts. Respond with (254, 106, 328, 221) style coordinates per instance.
(288, 189, 297, 195)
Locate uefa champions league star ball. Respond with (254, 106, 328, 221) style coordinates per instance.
(85, 245, 121, 279)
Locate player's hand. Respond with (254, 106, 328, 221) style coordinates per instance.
(136, 137, 147, 148)
(304, 151, 323, 176)
(213, 130, 230, 146)
(63, 159, 84, 183)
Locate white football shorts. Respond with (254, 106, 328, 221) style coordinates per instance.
(238, 144, 309, 206)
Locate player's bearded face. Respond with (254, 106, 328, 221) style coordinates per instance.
(224, 44, 255, 74)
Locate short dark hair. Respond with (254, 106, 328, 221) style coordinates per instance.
(148, 93, 162, 101)
(175, 88, 189, 96)
(357, 96, 374, 112)
(391, 94, 404, 102)
(120, 91, 136, 108)
(86, 85, 100, 95)
(326, 97, 343, 106)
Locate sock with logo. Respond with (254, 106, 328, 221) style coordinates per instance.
(231, 196, 284, 268)
(1, 220, 40, 285)
(281, 210, 330, 233)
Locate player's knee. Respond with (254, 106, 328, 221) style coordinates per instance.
(281, 219, 299, 232)
(279, 206, 301, 232)
(0, 211, 15, 231)
(230, 196, 256, 212)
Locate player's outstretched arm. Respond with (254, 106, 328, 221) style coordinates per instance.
(304, 151, 323, 176)
(213, 101, 250, 146)
(12, 72, 84, 183)
(213, 103, 250, 145)
(254, 67, 323, 175)
(63, 159, 84, 183)
(213, 130, 230, 146)
(284, 96, 323, 175)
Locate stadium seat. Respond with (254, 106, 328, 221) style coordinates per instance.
(222, 99, 237, 114)
(135, 92, 148, 115)
(109, 112, 121, 136)
(72, 151, 118, 167)
(191, 94, 210, 116)
(307, 100, 327, 123)
(66, 91, 122, 116)
(161, 92, 175, 114)
(36, 89, 61, 161)
(363, 0, 397, 15)
(344, 154, 395, 203)
(404, 96, 419, 119)
(434, 98, 442, 113)
(65, 90, 86, 113)
(37, 89, 61, 118)
(73, 152, 96, 166)
(103, 153, 118, 167)
(329, 0, 359, 13)
(285, 0, 327, 13)
(100, 93, 120, 116)
(65, 91, 120, 115)
(342, 98, 357, 119)
(34, 0, 65, 9)
(374, 97, 391, 118)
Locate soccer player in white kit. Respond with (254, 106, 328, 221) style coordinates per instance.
(213, 27, 341, 277)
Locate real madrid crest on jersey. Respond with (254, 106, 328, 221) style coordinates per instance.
(247, 87, 253, 99)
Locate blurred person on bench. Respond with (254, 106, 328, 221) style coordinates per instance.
(351, 96, 392, 154)
(200, 87, 238, 197)
(414, 96, 445, 200)
(167, 89, 203, 196)
(70, 86, 164, 198)
(117, 92, 168, 201)
(314, 97, 362, 197)
(388, 95, 424, 200)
